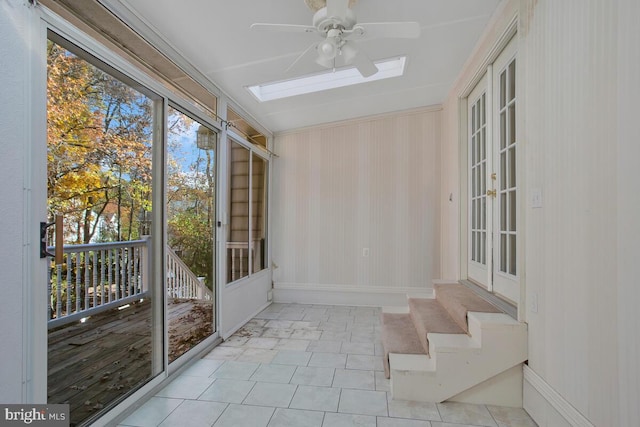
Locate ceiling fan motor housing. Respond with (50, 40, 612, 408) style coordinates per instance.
(305, 0, 358, 12)
(313, 7, 357, 33)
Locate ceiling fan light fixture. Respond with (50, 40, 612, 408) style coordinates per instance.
(340, 43, 358, 63)
(318, 38, 338, 59)
(315, 54, 335, 69)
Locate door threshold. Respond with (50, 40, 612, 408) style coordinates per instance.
(459, 280, 517, 320)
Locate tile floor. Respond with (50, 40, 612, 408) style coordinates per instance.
(119, 303, 538, 427)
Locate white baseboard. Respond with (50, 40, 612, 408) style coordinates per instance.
(523, 365, 594, 427)
(273, 283, 433, 307)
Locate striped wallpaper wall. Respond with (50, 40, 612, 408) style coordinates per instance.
(272, 107, 441, 291)
(440, 0, 635, 425)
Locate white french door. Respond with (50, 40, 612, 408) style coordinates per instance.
(467, 74, 491, 286)
(467, 37, 519, 303)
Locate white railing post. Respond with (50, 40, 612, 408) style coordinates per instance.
(140, 236, 150, 293)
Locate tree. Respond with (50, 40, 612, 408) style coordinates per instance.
(166, 111, 216, 288)
(47, 41, 152, 244)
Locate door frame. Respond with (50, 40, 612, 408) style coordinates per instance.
(33, 5, 227, 422)
(458, 15, 525, 319)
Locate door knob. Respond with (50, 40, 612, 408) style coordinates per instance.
(486, 189, 497, 197)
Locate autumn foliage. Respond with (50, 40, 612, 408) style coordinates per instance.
(47, 41, 152, 244)
(47, 41, 216, 288)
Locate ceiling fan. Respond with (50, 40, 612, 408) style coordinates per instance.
(250, 0, 421, 78)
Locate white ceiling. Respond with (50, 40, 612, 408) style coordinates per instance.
(102, 0, 500, 133)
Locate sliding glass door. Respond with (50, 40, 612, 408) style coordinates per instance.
(166, 106, 217, 362)
(46, 34, 163, 425)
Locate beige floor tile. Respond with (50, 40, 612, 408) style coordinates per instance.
(268, 408, 325, 427)
(437, 402, 498, 427)
(487, 405, 538, 427)
(236, 348, 278, 363)
(212, 404, 274, 427)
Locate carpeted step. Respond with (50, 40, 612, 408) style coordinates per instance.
(434, 283, 501, 333)
(380, 312, 425, 379)
(408, 298, 466, 355)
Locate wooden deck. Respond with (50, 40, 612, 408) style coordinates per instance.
(48, 298, 213, 426)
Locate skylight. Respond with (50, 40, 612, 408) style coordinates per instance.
(246, 56, 407, 102)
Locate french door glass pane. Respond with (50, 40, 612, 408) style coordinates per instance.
(509, 105, 517, 145)
(472, 232, 477, 262)
(481, 162, 486, 195)
(166, 107, 216, 362)
(46, 38, 161, 425)
(500, 72, 506, 109)
(500, 111, 507, 150)
(469, 93, 487, 267)
(509, 190, 517, 232)
(508, 61, 516, 101)
(500, 193, 507, 230)
(498, 57, 517, 276)
(509, 234, 517, 275)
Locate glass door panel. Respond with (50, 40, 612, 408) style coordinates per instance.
(46, 37, 162, 425)
(466, 36, 518, 303)
(492, 39, 518, 302)
(166, 107, 217, 362)
(467, 74, 490, 287)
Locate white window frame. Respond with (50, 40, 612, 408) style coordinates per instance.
(35, 5, 232, 423)
(224, 128, 271, 287)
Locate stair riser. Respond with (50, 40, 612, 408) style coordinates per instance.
(390, 312, 527, 403)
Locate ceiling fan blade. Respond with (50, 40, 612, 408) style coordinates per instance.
(352, 22, 421, 40)
(326, 0, 349, 20)
(285, 41, 321, 73)
(353, 51, 378, 78)
(250, 23, 317, 34)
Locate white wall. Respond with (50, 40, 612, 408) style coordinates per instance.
(441, 0, 639, 425)
(439, 98, 461, 281)
(615, 0, 639, 424)
(272, 108, 441, 300)
(220, 271, 272, 339)
(0, 0, 47, 403)
(522, 1, 619, 425)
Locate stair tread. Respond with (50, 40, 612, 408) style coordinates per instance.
(380, 312, 425, 379)
(408, 298, 466, 355)
(434, 283, 501, 333)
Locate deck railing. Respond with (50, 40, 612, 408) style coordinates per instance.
(48, 238, 213, 328)
(47, 238, 150, 328)
(166, 246, 213, 300)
